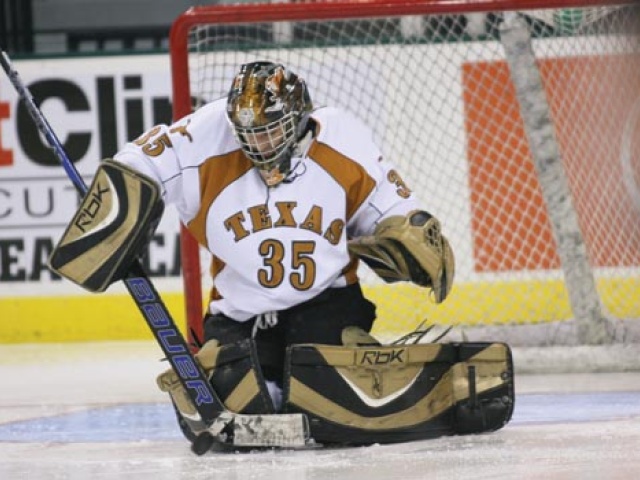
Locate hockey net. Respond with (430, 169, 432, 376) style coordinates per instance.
(169, 0, 640, 370)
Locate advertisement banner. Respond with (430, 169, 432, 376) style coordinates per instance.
(0, 55, 182, 290)
(0, 55, 187, 341)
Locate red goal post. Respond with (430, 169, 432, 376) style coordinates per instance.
(169, 0, 640, 366)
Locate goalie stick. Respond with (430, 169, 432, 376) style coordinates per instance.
(0, 50, 309, 452)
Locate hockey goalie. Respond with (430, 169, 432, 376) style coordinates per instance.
(49, 61, 514, 448)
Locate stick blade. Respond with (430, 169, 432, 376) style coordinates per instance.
(209, 412, 311, 449)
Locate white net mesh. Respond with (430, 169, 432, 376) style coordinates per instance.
(171, 1, 640, 356)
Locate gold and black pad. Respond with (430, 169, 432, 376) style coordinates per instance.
(207, 339, 276, 415)
(49, 159, 163, 292)
(157, 339, 275, 440)
(282, 342, 514, 444)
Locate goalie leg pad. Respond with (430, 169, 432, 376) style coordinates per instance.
(157, 339, 276, 437)
(451, 343, 516, 434)
(207, 339, 276, 415)
(282, 342, 514, 444)
(48, 159, 163, 292)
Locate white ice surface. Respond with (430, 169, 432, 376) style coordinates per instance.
(1, 341, 639, 480)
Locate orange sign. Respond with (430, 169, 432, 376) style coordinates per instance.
(463, 55, 640, 272)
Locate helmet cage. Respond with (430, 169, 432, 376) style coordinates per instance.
(232, 111, 298, 170)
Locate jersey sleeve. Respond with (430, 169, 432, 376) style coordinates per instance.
(310, 107, 421, 239)
(347, 156, 421, 238)
(113, 123, 182, 200)
(113, 99, 238, 225)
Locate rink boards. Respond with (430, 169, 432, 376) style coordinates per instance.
(1, 44, 638, 342)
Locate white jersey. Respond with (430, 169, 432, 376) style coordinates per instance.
(114, 98, 420, 321)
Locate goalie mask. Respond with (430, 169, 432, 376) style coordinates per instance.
(227, 61, 313, 186)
